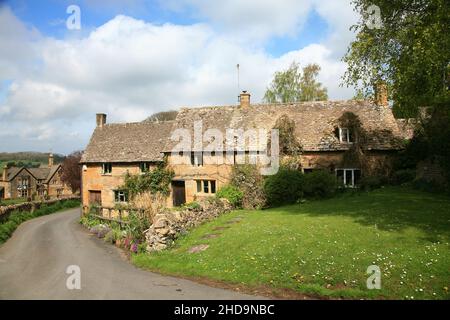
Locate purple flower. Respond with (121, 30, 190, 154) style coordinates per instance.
(131, 243, 138, 253)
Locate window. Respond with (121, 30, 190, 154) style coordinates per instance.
(336, 169, 361, 187)
(114, 190, 128, 203)
(339, 127, 355, 143)
(190, 152, 203, 166)
(196, 180, 216, 194)
(140, 162, 150, 173)
(102, 163, 112, 174)
(18, 177, 30, 198)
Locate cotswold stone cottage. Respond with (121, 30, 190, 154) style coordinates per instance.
(80, 91, 412, 212)
(0, 154, 72, 200)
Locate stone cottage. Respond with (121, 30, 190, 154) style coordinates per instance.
(0, 154, 73, 200)
(80, 89, 412, 213)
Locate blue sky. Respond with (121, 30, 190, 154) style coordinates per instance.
(6, 0, 330, 57)
(0, 0, 358, 154)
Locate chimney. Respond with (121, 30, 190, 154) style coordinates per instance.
(48, 153, 54, 167)
(239, 91, 251, 108)
(375, 82, 388, 106)
(96, 113, 107, 127)
(2, 165, 7, 182)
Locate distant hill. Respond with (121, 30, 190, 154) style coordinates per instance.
(0, 152, 65, 169)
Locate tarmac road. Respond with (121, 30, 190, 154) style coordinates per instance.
(0, 208, 261, 300)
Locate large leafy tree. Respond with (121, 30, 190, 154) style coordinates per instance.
(264, 62, 328, 103)
(342, 0, 450, 117)
(61, 151, 82, 193)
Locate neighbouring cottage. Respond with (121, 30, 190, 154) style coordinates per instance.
(80, 89, 413, 214)
(0, 153, 73, 200)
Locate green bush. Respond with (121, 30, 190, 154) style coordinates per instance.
(391, 169, 416, 185)
(230, 165, 266, 209)
(183, 201, 201, 210)
(359, 175, 388, 191)
(216, 185, 244, 208)
(264, 167, 304, 207)
(303, 170, 337, 198)
(412, 178, 447, 194)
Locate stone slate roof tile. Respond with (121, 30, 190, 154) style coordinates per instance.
(81, 100, 410, 163)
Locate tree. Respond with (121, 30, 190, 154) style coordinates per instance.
(144, 110, 178, 122)
(61, 151, 82, 193)
(264, 62, 328, 103)
(342, 0, 450, 117)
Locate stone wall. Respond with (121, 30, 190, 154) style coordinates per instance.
(145, 197, 232, 252)
(0, 196, 80, 222)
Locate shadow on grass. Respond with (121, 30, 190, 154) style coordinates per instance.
(277, 187, 450, 243)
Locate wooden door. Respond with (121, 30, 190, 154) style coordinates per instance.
(89, 190, 102, 206)
(172, 181, 186, 207)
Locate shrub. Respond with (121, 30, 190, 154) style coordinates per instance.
(183, 201, 201, 210)
(359, 175, 388, 191)
(391, 169, 416, 185)
(264, 167, 304, 207)
(303, 170, 337, 198)
(216, 185, 243, 208)
(230, 165, 266, 209)
(412, 178, 447, 194)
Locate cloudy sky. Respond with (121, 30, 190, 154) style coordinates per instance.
(0, 0, 360, 155)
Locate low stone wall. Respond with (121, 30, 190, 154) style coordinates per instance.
(0, 196, 80, 222)
(145, 198, 232, 252)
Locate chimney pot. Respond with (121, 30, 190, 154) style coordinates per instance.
(375, 82, 388, 106)
(239, 91, 251, 108)
(96, 113, 107, 127)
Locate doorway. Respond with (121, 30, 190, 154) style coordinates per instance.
(172, 181, 186, 207)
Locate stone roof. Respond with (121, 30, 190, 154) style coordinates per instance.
(164, 100, 407, 152)
(80, 121, 175, 163)
(81, 100, 410, 163)
(2, 165, 61, 182)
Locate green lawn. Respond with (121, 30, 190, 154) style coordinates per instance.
(133, 186, 450, 299)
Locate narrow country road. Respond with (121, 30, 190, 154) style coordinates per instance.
(0, 208, 261, 299)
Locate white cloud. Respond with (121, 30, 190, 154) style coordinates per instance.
(0, 2, 358, 154)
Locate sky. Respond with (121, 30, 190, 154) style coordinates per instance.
(0, 0, 360, 155)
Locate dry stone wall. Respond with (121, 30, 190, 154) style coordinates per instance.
(145, 198, 232, 252)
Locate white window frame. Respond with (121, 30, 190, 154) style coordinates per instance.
(339, 127, 354, 144)
(114, 190, 128, 203)
(195, 180, 216, 194)
(335, 168, 361, 188)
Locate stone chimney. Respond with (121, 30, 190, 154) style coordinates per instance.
(96, 113, 107, 127)
(375, 82, 388, 106)
(239, 91, 251, 108)
(2, 165, 7, 181)
(48, 153, 54, 167)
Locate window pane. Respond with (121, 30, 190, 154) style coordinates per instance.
(203, 180, 209, 193)
(190, 153, 195, 165)
(348, 129, 355, 143)
(196, 180, 201, 193)
(345, 170, 353, 186)
(210, 181, 216, 193)
(336, 170, 344, 185)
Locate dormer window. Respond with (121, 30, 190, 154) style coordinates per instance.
(102, 163, 112, 174)
(140, 162, 150, 173)
(339, 127, 355, 143)
(190, 152, 203, 167)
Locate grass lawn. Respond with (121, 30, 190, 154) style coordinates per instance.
(133, 186, 450, 299)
